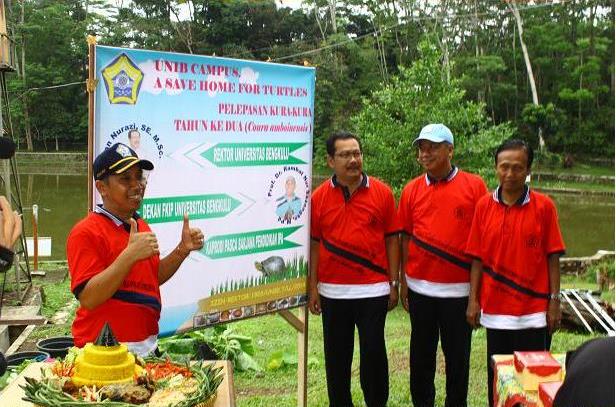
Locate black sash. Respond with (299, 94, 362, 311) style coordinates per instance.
(409, 234, 471, 271)
(111, 290, 162, 311)
(322, 238, 387, 275)
(482, 266, 549, 299)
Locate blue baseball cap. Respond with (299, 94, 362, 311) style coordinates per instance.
(93, 143, 154, 180)
(413, 123, 454, 146)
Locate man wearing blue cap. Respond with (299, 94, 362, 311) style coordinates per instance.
(67, 143, 205, 356)
(398, 124, 487, 407)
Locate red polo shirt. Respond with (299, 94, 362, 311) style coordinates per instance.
(466, 186, 566, 329)
(311, 174, 400, 298)
(398, 167, 487, 297)
(68, 207, 161, 347)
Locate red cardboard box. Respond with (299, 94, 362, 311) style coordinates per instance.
(538, 381, 563, 407)
(514, 351, 562, 391)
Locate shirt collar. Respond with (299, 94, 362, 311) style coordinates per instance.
(492, 184, 531, 206)
(330, 172, 369, 189)
(94, 204, 141, 232)
(425, 165, 458, 186)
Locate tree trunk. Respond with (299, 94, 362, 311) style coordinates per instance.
(373, 20, 388, 81)
(508, 0, 545, 150)
(578, 53, 583, 127)
(474, 0, 484, 103)
(440, 2, 451, 84)
(513, 22, 519, 120)
(312, 4, 327, 41)
(328, 0, 336, 33)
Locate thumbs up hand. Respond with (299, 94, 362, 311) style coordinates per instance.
(126, 218, 159, 260)
(178, 213, 204, 255)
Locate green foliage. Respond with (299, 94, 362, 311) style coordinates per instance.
(31, 272, 76, 318)
(266, 350, 297, 370)
(158, 324, 262, 372)
(2, 0, 611, 159)
(353, 38, 513, 190)
(5, 1, 106, 149)
(311, 32, 383, 165)
(30, 324, 72, 340)
(0, 359, 34, 391)
(583, 258, 615, 284)
(520, 103, 565, 148)
(458, 123, 515, 187)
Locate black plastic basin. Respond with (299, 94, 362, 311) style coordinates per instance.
(6, 350, 50, 367)
(36, 336, 74, 358)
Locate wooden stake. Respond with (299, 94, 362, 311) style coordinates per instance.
(278, 306, 308, 407)
(86, 36, 96, 212)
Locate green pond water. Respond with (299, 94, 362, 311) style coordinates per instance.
(16, 173, 615, 260)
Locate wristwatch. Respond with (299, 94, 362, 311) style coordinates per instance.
(548, 293, 560, 301)
(389, 280, 399, 288)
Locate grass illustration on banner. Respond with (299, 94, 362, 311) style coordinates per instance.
(210, 256, 308, 296)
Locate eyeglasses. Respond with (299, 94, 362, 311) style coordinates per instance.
(334, 150, 362, 160)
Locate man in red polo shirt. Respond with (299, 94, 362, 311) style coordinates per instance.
(465, 139, 565, 407)
(67, 143, 204, 356)
(398, 124, 487, 407)
(309, 131, 400, 407)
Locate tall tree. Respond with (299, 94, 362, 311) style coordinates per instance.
(507, 0, 545, 150)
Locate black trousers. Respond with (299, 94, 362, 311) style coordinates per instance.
(321, 295, 389, 407)
(486, 327, 552, 407)
(408, 288, 471, 407)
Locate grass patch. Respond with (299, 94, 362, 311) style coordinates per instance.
(228, 308, 601, 406)
(29, 324, 72, 340)
(17, 262, 610, 406)
(37, 276, 75, 319)
(532, 180, 614, 192)
(1, 265, 75, 316)
(535, 163, 614, 177)
(562, 258, 615, 304)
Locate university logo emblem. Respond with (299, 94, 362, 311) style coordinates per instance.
(101, 53, 143, 104)
(115, 143, 132, 157)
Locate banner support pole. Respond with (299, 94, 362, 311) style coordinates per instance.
(86, 35, 96, 212)
(278, 305, 308, 407)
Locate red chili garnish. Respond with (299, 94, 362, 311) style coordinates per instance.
(52, 361, 74, 378)
(144, 359, 192, 380)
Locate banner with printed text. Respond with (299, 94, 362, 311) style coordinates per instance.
(93, 45, 314, 336)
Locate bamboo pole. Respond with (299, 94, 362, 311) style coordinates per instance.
(86, 36, 96, 212)
(32, 204, 38, 271)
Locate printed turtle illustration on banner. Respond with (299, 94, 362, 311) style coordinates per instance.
(254, 256, 286, 276)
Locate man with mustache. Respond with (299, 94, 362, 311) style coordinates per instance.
(398, 124, 487, 407)
(309, 131, 400, 407)
(67, 143, 204, 356)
